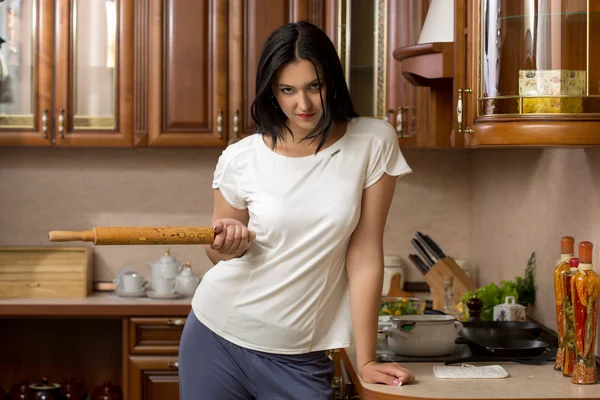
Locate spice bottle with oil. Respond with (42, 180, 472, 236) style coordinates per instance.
(553, 236, 575, 371)
(561, 256, 578, 377)
(571, 241, 600, 385)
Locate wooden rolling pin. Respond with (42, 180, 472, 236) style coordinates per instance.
(48, 226, 256, 245)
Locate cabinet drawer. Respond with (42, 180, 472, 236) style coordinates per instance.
(129, 317, 186, 355)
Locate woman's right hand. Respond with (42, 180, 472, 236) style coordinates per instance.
(211, 218, 251, 257)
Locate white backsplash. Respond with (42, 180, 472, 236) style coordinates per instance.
(0, 146, 471, 282)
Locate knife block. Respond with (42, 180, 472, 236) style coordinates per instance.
(424, 257, 477, 310)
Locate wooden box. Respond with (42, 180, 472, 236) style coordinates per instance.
(0, 247, 93, 298)
(424, 257, 477, 311)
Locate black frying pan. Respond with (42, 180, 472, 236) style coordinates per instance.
(457, 321, 549, 357)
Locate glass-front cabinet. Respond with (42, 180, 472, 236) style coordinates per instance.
(336, 0, 431, 148)
(462, 0, 600, 146)
(0, 0, 52, 145)
(0, 0, 132, 146)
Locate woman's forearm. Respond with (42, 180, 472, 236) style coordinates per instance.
(205, 245, 240, 265)
(347, 251, 383, 370)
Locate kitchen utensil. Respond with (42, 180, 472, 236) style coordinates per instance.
(29, 378, 61, 400)
(493, 296, 526, 322)
(60, 378, 85, 400)
(91, 382, 122, 400)
(175, 262, 201, 297)
(455, 337, 549, 358)
(146, 249, 185, 280)
(457, 320, 549, 358)
(408, 254, 429, 274)
(383, 314, 463, 357)
(9, 381, 30, 400)
(423, 257, 477, 310)
(459, 321, 543, 340)
(410, 238, 435, 267)
(415, 232, 440, 262)
(422, 233, 447, 258)
(48, 226, 256, 245)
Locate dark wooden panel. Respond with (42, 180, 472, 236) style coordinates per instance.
(164, 0, 210, 130)
(134, 0, 150, 146)
(0, 318, 122, 394)
(243, 0, 291, 133)
(308, 0, 325, 29)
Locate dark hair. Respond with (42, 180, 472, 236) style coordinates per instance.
(250, 22, 358, 152)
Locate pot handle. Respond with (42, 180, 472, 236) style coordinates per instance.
(382, 326, 410, 340)
(454, 321, 463, 334)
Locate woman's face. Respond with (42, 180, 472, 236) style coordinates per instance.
(272, 59, 327, 136)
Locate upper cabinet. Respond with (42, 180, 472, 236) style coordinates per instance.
(142, 0, 326, 147)
(334, 0, 431, 148)
(0, 0, 134, 147)
(462, 0, 600, 146)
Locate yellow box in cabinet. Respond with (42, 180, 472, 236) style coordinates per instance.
(0, 247, 93, 298)
(518, 69, 586, 113)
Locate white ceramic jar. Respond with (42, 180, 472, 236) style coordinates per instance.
(493, 296, 526, 322)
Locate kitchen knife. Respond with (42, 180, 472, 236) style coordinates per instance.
(414, 232, 440, 263)
(411, 238, 435, 267)
(423, 233, 447, 259)
(408, 253, 430, 275)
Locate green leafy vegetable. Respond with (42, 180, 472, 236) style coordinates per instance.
(460, 252, 536, 321)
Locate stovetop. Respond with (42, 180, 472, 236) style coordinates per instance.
(376, 343, 557, 366)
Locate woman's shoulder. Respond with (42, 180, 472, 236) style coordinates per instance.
(346, 117, 398, 143)
(218, 134, 261, 164)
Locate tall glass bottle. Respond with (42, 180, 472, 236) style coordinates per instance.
(562, 257, 578, 377)
(571, 241, 600, 385)
(553, 236, 574, 370)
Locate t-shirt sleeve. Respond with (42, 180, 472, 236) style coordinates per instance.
(364, 122, 412, 188)
(212, 150, 247, 210)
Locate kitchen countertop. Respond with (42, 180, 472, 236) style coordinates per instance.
(342, 346, 600, 400)
(0, 292, 192, 316)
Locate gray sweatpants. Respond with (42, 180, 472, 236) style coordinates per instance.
(178, 311, 335, 400)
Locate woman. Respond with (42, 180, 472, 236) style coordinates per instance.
(179, 21, 415, 399)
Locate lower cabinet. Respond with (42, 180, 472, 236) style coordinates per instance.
(127, 317, 186, 400)
(128, 355, 180, 400)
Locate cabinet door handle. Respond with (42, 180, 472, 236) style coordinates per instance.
(229, 109, 240, 145)
(41, 109, 48, 138)
(58, 108, 65, 139)
(457, 89, 472, 135)
(396, 106, 408, 138)
(168, 361, 179, 369)
(217, 109, 223, 138)
(166, 319, 186, 326)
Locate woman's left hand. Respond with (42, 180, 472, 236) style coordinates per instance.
(359, 361, 415, 386)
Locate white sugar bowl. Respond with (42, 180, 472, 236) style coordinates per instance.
(493, 296, 526, 322)
(174, 262, 201, 297)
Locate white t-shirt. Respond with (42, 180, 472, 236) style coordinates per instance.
(191, 117, 412, 354)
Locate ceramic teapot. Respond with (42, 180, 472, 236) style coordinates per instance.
(91, 381, 122, 400)
(175, 262, 201, 296)
(146, 249, 184, 278)
(29, 378, 61, 400)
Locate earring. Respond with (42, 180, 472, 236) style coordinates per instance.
(331, 90, 337, 100)
(271, 95, 279, 109)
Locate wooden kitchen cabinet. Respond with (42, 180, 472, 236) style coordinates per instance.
(0, 0, 134, 147)
(332, 0, 432, 148)
(141, 0, 328, 147)
(457, 0, 600, 147)
(128, 355, 180, 400)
